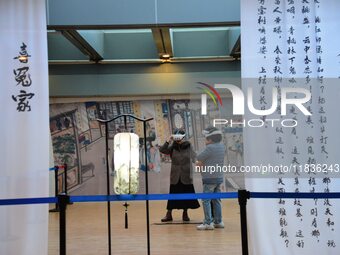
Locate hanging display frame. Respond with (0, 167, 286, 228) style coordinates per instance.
(97, 114, 153, 255)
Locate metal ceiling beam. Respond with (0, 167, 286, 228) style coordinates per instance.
(59, 30, 103, 62)
(100, 59, 163, 64)
(48, 59, 163, 65)
(230, 35, 241, 58)
(48, 56, 237, 65)
(48, 21, 240, 31)
(48, 60, 95, 65)
(161, 28, 173, 58)
(171, 56, 236, 63)
(152, 28, 173, 58)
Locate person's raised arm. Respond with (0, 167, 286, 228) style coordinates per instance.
(159, 136, 173, 155)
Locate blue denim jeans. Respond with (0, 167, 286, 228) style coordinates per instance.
(202, 183, 222, 224)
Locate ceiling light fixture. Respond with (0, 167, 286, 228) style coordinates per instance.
(160, 54, 171, 63)
(161, 54, 170, 59)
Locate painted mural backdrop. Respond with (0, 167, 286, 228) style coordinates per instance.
(50, 98, 244, 195)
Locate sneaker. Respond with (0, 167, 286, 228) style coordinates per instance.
(196, 223, 214, 230)
(214, 222, 225, 229)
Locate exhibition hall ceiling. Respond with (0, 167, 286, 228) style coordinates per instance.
(47, 26, 240, 65)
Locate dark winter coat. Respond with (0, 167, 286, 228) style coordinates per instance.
(159, 141, 196, 185)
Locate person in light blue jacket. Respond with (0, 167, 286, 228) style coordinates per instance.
(196, 126, 225, 230)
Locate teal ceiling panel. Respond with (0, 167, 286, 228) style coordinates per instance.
(228, 27, 241, 53)
(103, 30, 158, 59)
(48, 0, 156, 26)
(47, 27, 241, 62)
(78, 30, 105, 56)
(47, 32, 88, 60)
(172, 28, 230, 57)
(157, 0, 240, 24)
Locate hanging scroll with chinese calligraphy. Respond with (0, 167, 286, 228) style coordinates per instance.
(0, 1, 49, 254)
(242, 1, 340, 254)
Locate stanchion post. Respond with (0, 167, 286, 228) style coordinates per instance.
(50, 166, 60, 212)
(64, 163, 68, 195)
(143, 121, 151, 255)
(58, 194, 70, 255)
(63, 163, 73, 205)
(238, 190, 250, 255)
(55, 166, 59, 197)
(104, 122, 112, 255)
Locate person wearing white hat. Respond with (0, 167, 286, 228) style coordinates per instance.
(159, 129, 200, 222)
(196, 126, 225, 230)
